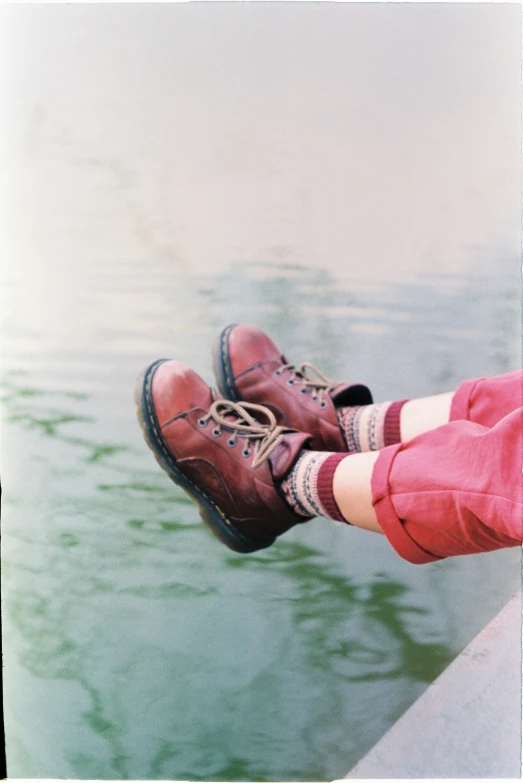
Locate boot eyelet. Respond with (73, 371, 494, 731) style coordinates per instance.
(299, 388, 308, 395)
(227, 438, 236, 448)
(287, 379, 295, 386)
(320, 401, 327, 409)
(275, 370, 282, 376)
(212, 428, 221, 438)
(198, 418, 207, 427)
(242, 449, 250, 458)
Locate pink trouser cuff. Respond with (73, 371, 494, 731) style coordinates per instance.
(371, 371, 523, 564)
(450, 370, 523, 428)
(372, 444, 444, 564)
(449, 377, 481, 422)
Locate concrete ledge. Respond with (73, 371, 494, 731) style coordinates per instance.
(343, 590, 522, 779)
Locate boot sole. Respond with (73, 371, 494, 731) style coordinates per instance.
(212, 323, 241, 402)
(134, 359, 274, 554)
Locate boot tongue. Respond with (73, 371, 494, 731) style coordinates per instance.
(269, 431, 312, 481)
(331, 382, 373, 407)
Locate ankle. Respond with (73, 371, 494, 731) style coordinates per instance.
(332, 450, 382, 533)
(279, 451, 348, 522)
(337, 399, 409, 451)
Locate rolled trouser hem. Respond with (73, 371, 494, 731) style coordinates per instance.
(449, 377, 482, 422)
(371, 444, 445, 565)
(450, 370, 523, 427)
(372, 376, 482, 562)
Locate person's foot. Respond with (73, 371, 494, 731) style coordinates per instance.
(134, 359, 312, 553)
(212, 323, 373, 452)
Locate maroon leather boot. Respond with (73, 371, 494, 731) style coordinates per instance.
(135, 359, 312, 553)
(212, 324, 373, 452)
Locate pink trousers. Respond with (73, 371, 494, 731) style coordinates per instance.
(372, 370, 523, 564)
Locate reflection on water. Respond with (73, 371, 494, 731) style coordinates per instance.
(1, 2, 521, 780)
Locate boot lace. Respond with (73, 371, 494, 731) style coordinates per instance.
(276, 362, 337, 407)
(198, 400, 292, 469)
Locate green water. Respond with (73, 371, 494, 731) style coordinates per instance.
(1, 4, 521, 780)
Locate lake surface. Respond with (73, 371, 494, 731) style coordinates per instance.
(1, 3, 521, 780)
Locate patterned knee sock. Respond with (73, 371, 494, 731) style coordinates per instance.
(337, 399, 408, 452)
(279, 451, 349, 522)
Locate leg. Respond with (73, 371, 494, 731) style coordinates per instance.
(338, 393, 452, 450)
(215, 323, 522, 454)
(399, 393, 453, 442)
(336, 369, 523, 447)
(332, 451, 382, 533)
(371, 408, 523, 563)
(283, 409, 522, 560)
(137, 356, 522, 559)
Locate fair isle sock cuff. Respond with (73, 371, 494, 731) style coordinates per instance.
(336, 405, 363, 452)
(337, 402, 390, 451)
(279, 451, 332, 519)
(316, 453, 349, 523)
(383, 399, 409, 446)
(337, 399, 410, 451)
